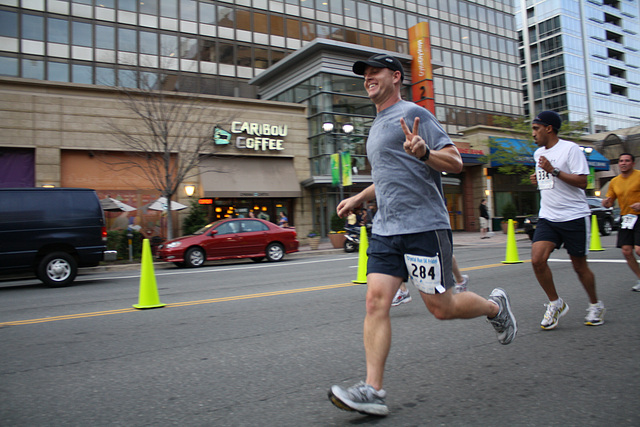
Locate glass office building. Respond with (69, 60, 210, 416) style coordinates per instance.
(516, 0, 640, 132)
(0, 0, 522, 134)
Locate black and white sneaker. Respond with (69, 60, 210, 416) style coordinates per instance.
(328, 381, 389, 416)
(487, 288, 517, 345)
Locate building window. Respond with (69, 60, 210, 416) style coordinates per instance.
(611, 84, 627, 97)
(538, 16, 560, 39)
(606, 31, 622, 44)
(607, 48, 624, 61)
(604, 13, 621, 27)
(609, 66, 625, 79)
(540, 35, 562, 58)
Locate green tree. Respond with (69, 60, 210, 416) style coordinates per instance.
(182, 199, 209, 235)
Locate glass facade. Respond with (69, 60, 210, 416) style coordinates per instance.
(0, 0, 522, 133)
(516, 0, 640, 132)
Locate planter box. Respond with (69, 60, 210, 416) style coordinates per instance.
(308, 236, 320, 250)
(328, 233, 346, 249)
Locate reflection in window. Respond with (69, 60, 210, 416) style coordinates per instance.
(139, 0, 158, 15)
(0, 56, 18, 76)
(219, 42, 235, 65)
(72, 63, 92, 84)
(218, 6, 234, 28)
(22, 14, 43, 41)
(72, 22, 92, 47)
(22, 58, 44, 79)
(200, 39, 216, 62)
(200, 2, 216, 24)
(161, 0, 178, 18)
(48, 18, 68, 44)
(0, 11, 18, 38)
(254, 48, 268, 69)
(118, 28, 137, 53)
(96, 25, 115, 50)
(180, 0, 197, 21)
(48, 61, 69, 82)
(118, 69, 138, 88)
(301, 21, 315, 41)
(95, 66, 115, 86)
(238, 45, 251, 67)
(119, 0, 137, 12)
(140, 31, 158, 55)
(161, 34, 178, 57)
(180, 37, 198, 59)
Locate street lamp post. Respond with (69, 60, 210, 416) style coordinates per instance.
(324, 122, 354, 202)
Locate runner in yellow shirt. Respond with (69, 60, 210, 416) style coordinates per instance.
(602, 152, 640, 291)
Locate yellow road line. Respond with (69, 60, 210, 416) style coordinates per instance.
(0, 261, 532, 327)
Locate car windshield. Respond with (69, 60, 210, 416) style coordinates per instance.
(192, 220, 225, 235)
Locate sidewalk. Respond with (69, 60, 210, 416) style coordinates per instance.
(295, 230, 530, 253)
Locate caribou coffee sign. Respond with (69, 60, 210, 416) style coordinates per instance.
(213, 121, 287, 151)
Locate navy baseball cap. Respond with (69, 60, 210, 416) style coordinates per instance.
(532, 111, 562, 132)
(353, 54, 405, 81)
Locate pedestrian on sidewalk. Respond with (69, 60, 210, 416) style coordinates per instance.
(602, 152, 640, 292)
(529, 110, 604, 329)
(327, 53, 517, 417)
(479, 198, 490, 239)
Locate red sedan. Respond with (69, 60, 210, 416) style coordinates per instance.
(157, 218, 299, 267)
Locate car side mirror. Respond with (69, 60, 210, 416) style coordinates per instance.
(209, 230, 218, 236)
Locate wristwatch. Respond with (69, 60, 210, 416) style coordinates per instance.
(551, 168, 561, 177)
(419, 146, 431, 162)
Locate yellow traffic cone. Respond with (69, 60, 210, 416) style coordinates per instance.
(353, 226, 369, 284)
(133, 239, 166, 309)
(502, 219, 523, 264)
(590, 214, 605, 252)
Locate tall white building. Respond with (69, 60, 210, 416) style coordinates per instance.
(516, 0, 640, 132)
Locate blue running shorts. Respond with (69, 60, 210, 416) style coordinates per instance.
(532, 216, 590, 257)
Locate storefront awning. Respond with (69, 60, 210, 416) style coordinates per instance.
(200, 156, 302, 198)
(585, 150, 610, 171)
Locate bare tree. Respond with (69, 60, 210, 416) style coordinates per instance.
(103, 73, 231, 239)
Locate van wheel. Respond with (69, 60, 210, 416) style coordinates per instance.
(266, 243, 285, 262)
(184, 247, 205, 268)
(37, 252, 77, 287)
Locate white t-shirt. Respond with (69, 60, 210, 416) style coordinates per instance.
(534, 139, 590, 222)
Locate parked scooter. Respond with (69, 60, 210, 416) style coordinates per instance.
(343, 225, 360, 253)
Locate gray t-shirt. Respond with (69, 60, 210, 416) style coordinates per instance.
(368, 100, 453, 236)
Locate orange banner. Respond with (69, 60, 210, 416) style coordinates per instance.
(408, 22, 435, 114)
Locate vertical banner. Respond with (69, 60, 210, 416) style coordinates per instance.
(587, 166, 595, 190)
(408, 22, 435, 114)
(341, 151, 352, 186)
(331, 153, 340, 186)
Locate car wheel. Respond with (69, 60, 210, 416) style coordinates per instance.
(184, 247, 205, 268)
(601, 219, 612, 236)
(36, 252, 77, 287)
(251, 257, 265, 263)
(344, 240, 357, 253)
(265, 243, 285, 262)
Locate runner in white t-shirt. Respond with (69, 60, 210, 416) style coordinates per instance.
(529, 110, 605, 329)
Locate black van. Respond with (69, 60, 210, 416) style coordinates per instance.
(0, 188, 117, 286)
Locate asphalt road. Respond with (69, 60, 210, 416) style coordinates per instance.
(1, 235, 638, 426)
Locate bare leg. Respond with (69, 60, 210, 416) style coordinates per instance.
(570, 255, 598, 304)
(452, 254, 463, 284)
(621, 245, 640, 279)
(419, 288, 499, 320)
(531, 240, 559, 301)
(364, 273, 402, 390)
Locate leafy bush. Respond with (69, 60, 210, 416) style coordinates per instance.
(501, 203, 518, 221)
(106, 229, 143, 260)
(330, 212, 344, 232)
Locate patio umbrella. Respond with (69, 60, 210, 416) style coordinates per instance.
(144, 196, 188, 211)
(100, 197, 137, 212)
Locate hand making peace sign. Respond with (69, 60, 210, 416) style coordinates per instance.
(400, 117, 428, 160)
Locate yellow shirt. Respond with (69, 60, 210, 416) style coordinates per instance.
(606, 169, 640, 215)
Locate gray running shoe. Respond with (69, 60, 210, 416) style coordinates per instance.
(328, 381, 389, 416)
(585, 301, 605, 326)
(391, 289, 412, 306)
(455, 275, 469, 293)
(632, 280, 640, 292)
(541, 300, 569, 330)
(487, 288, 517, 345)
